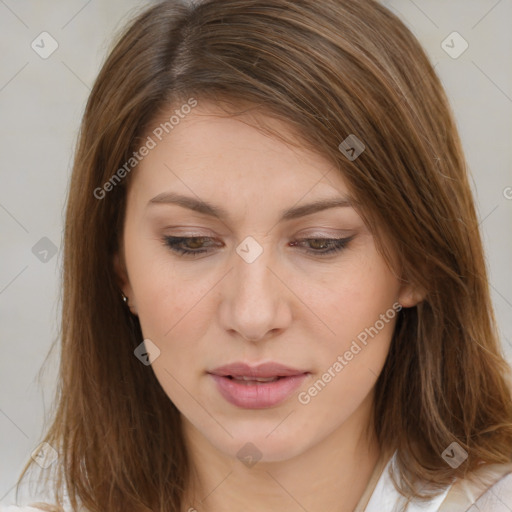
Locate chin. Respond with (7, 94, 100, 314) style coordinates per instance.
(216, 428, 310, 465)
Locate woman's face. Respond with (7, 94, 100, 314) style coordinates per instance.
(117, 102, 418, 463)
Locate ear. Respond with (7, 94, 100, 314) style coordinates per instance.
(113, 251, 138, 315)
(398, 279, 426, 308)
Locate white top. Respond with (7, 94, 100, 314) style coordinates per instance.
(2, 454, 512, 512)
(364, 453, 452, 511)
(1, 508, 43, 512)
(363, 451, 512, 511)
(363, 452, 512, 512)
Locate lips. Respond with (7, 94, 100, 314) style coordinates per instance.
(208, 362, 310, 409)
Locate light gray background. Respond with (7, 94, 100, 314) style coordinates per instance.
(1, 0, 511, 504)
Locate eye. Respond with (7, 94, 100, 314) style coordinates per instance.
(290, 236, 354, 255)
(162, 236, 220, 256)
(162, 235, 354, 257)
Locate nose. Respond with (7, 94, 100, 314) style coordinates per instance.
(218, 242, 292, 342)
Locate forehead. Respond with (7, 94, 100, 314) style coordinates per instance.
(129, 102, 352, 205)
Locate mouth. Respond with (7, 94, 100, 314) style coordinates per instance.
(223, 375, 286, 383)
(209, 361, 309, 379)
(208, 362, 310, 409)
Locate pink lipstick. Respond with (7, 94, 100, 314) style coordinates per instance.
(208, 362, 310, 409)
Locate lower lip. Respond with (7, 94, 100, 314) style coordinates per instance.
(209, 373, 309, 409)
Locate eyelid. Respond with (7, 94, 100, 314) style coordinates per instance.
(161, 227, 354, 237)
(296, 230, 354, 238)
(161, 226, 220, 236)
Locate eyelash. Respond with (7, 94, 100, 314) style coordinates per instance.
(161, 235, 354, 257)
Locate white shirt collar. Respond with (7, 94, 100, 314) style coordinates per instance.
(364, 451, 453, 511)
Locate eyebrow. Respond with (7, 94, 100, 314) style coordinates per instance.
(147, 192, 354, 222)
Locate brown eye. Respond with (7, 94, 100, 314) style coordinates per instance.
(308, 239, 331, 250)
(290, 236, 354, 255)
(162, 236, 220, 256)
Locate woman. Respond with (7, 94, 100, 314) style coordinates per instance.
(5, 0, 512, 510)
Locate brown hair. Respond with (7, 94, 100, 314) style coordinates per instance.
(16, 0, 512, 510)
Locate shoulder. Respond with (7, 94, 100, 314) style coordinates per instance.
(439, 464, 512, 511)
(471, 471, 512, 511)
(0, 507, 48, 512)
(0, 505, 66, 512)
(367, 452, 512, 512)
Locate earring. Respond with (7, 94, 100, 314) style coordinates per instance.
(121, 292, 129, 306)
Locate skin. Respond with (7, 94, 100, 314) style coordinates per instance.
(115, 102, 423, 512)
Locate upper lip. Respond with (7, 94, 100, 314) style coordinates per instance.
(208, 362, 309, 378)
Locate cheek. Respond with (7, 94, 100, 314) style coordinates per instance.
(296, 248, 400, 394)
(122, 226, 230, 392)
(301, 254, 400, 342)
(298, 285, 397, 423)
(124, 235, 206, 337)
(130, 260, 212, 408)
